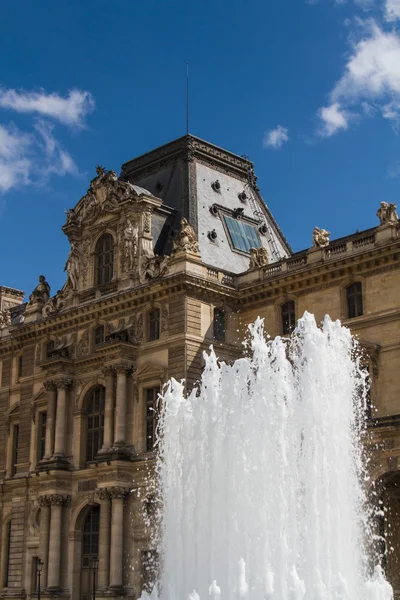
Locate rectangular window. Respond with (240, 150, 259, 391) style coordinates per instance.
(282, 301, 296, 335)
(148, 309, 160, 342)
(94, 325, 105, 345)
(223, 215, 261, 254)
(11, 424, 19, 476)
(32, 557, 38, 593)
(38, 412, 47, 461)
(146, 388, 160, 451)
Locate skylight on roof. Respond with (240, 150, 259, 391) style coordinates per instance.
(223, 215, 261, 254)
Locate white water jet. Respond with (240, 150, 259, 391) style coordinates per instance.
(142, 312, 393, 600)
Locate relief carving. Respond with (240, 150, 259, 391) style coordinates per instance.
(76, 330, 90, 357)
(142, 255, 170, 280)
(0, 309, 11, 329)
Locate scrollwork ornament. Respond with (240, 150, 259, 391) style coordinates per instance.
(38, 496, 51, 508)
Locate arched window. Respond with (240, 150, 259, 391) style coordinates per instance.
(346, 282, 363, 318)
(86, 387, 105, 462)
(281, 301, 296, 335)
(94, 325, 104, 346)
(213, 308, 225, 341)
(148, 309, 160, 342)
(95, 234, 114, 286)
(82, 506, 100, 568)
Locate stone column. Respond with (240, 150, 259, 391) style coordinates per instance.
(53, 379, 71, 457)
(109, 487, 127, 592)
(38, 496, 51, 588)
(47, 494, 69, 591)
(43, 381, 56, 460)
(96, 489, 111, 590)
(114, 366, 130, 445)
(102, 367, 115, 450)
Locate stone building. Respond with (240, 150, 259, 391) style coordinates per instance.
(0, 135, 399, 599)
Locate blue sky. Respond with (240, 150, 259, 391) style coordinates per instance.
(1, 0, 400, 297)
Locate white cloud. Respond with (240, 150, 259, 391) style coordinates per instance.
(318, 21, 400, 135)
(0, 120, 80, 193)
(0, 125, 32, 192)
(318, 103, 350, 136)
(0, 88, 95, 127)
(384, 0, 400, 20)
(34, 119, 78, 176)
(263, 125, 289, 149)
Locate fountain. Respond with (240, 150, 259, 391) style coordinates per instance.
(142, 312, 393, 600)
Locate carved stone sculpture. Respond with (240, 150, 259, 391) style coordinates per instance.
(124, 218, 138, 271)
(42, 289, 66, 317)
(0, 309, 11, 329)
(143, 255, 170, 280)
(64, 241, 80, 291)
(28, 275, 50, 306)
(249, 247, 269, 269)
(173, 218, 200, 254)
(377, 201, 399, 226)
(312, 227, 330, 249)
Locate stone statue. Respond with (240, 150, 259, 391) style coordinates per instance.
(124, 218, 138, 271)
(173, 218, 200, 254)
(96, 165, 107, 177)
(312, 227, 330, 249)
(42, 289, 66, 317)
(377, 201, 399, 226)
(249, 247, 269, 269)
(64, 242, 80, 291)
(143, 255, 170, 280)
(0, 309, 11, 329)
(28, 276, 50, 306)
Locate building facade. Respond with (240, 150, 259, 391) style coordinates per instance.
(0, 135, 399, 599)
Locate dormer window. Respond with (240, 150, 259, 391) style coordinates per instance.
(223, 215, 261, 254)
(95, 234, 114, 286)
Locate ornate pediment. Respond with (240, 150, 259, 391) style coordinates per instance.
(135, 361, 168, 383)
(63, 168, 154, 232)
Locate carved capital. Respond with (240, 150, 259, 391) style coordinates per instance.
(115, 363, 134, 375)
(44, 380, 56, 392)
(95, 488, 110, 502)
(108, 486, 128, 499)
(102, 365, 115, 377)
(47, 494, 71, 506)
(55, 378, 73, 389)
(38, 495, 51, 507)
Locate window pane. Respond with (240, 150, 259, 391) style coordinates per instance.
(213, 308, 225, 341)
(96, 234, 114, 286)
(224, 216, 261, 253)
(346, 282, 363, 318)
(282, 301, 296, 335)
(86, 387, 105, 462)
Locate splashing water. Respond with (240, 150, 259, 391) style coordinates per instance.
(143, 313, 393, 600)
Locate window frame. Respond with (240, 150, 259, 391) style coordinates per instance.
(11, 423, 19, 476)
(148, 308, 160, 342)
(37, 411, 47, 462)
(346, 282, 363, 319)
(95, 233, 114, 287)
(281, 300, 296, 335)
(213, 307, 226, 342)
(82, 505, 100, 569)
(222, 214, 262, 255)
(86, 387, 105, 463)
